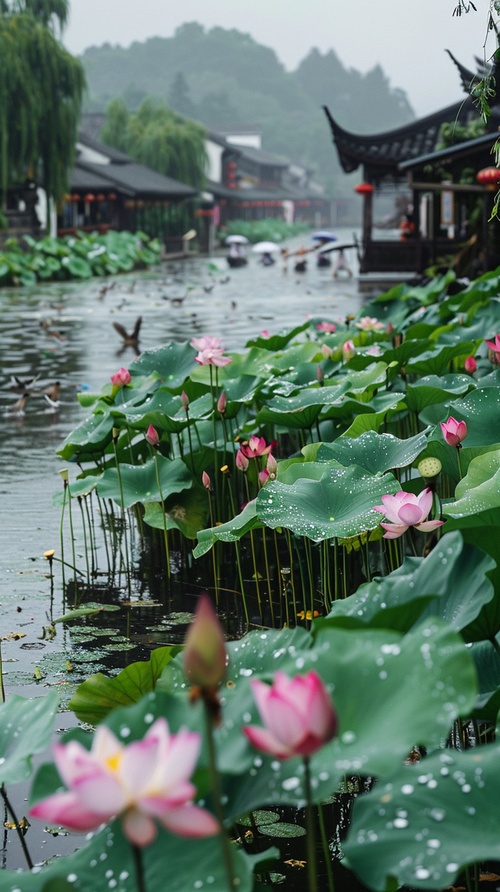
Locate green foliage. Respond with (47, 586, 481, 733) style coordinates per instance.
(100, 97, 207, 190)
(0, 0, 84, 205)
(0, 229, 161, 287)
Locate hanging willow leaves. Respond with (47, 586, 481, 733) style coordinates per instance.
(0, 1, 84, 206)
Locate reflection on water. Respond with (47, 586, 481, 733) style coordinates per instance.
(0, 231, 364, 693)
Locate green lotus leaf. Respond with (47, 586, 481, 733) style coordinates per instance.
(405, 374, 473, 413)
(321, 532, 494, 638)
(144, 485, 208, 539)
(57, 412, 114, 460)
(444, 449, 500, 518)
(96, 455, 192, 508)
(0, 692, 59, 784)
(316, 429, 428, 474)
(245, 320, 310, 350)
(130, 342, 196, 387)
(406, 341, 477, 376)
(193, 498, 263, 557)
(62, 255, 93, 278)
(69, 647, 179, 724)
(8, 811, 266, 892)
(256, 465, 399, 540)
(344, 738, 500, 891)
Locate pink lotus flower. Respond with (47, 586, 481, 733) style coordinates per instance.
(243, 670, 337, 760)
(485, 334, 500, 355)
(110, 367, 131, 387)
(374, 488, 444, 539)
(194, 348, 232, 367)
(191, 336, 223, 352)
(464, 356, 477, 374)
(316, 321, 336, 333)
(145, 424, 159, 448)
(440, 416, 467, 447)
(29, 719, 218, 846)
(240, 436, 275, 459)
(181, 390, 190, 411)
(184, 595, 227, 689)
(355, 316, 384, 331)
(202, 471, 211, 490)
(266, 454, 277, 479)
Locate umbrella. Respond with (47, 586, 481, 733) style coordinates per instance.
(225, 234, 249, 245)
(252, 241, 280, 253)
(312, 230, 337, 242)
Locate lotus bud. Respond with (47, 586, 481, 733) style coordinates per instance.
(110, 367, 131, 387)
(440, 416, 467, 448)
(464, 356, 477, 374)
(258, 469, 270, 486)
(145, 424, 159, 448)
(236, 450, 249, 472)
(184, 595, 227, 689)
(202, 471, 211, 491)
(317, 365, 324, 384)
(342, 339, 355, 362)
(321, 343, 333, 360)
(266, 454, 277, 479)
(217, 391, 227, 414)
(181, 391, 190, 412)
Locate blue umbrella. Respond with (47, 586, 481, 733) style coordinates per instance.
(312, 230, 337, 242)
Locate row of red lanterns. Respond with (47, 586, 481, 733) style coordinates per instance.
(354, 170, 500, 194)
(66, 193, 118, 202)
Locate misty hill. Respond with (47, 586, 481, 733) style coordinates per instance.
(80, 22, 415, 194)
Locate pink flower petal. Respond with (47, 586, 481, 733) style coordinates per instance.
(29, 791, 108, 831)
(243, 724, 293, 759)
(123, 808, 157, 847)
(380, 522, 408, 539)
(398, 503, 423, 526)
(414, 520, 444, 532)
(158, 805, 219, 838)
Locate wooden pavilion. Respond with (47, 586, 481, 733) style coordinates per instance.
(324, 51, 500, 281)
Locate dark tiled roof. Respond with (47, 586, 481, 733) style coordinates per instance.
(78, 131, 131, 164)
(70, 164, 122, 192)
(72, 160, 198, 199)
(399, 130, 498, 173)
(323, 100, 476, 181)
(236, 145, 288, 168)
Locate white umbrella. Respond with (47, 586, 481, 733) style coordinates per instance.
(252, 241, 280, 253)
(225, 234, 249, 245)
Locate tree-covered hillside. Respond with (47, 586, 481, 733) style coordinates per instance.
(80, 22, 415, 195)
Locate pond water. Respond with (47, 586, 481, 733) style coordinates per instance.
(0, 230, 367, 870)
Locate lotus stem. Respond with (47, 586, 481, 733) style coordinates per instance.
(131, 843, 147, 892)
(318, 800, 335, 892)
(112, 431, 132, 595)
(203, 703, 237, 891)
(0, 785, 33, 870)
(152, 451, 171, 580)
(303, 757, 318, 892)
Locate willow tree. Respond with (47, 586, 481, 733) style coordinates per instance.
(100, 98, 207, 190)
(0, 0, 85, 209)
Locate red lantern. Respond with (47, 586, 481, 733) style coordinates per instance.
(84, 193, 95, 202)
(355, 182, 374, 195)
(71, 193, 80, 202)
(108, 193, 117, 201)
(476, 167, 500, 186)
(96, 193, 105, 201)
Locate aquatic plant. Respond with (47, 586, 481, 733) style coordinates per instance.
(11, 265, 500, 889)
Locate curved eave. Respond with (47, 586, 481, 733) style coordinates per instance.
(323, 100, 474, 176)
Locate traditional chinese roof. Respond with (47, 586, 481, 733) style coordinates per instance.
(323, 49, 500, 183)
(323, 101, 474, 182)
(399, 130, 498, 176)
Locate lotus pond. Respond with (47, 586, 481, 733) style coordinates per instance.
(3, 246, 500, 892)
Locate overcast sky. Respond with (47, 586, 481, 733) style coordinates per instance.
(63, 0, 493, 119)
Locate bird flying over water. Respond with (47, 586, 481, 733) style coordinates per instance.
(112, 316, 142, 354)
